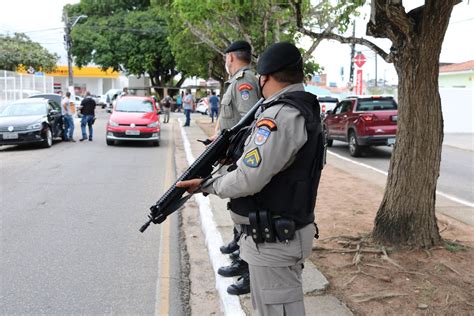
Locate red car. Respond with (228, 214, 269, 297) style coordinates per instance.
(323, 95, 398, 157)
(106, 96, 161, 146)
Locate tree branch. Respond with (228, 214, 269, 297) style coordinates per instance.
(184, 21, 225, 56)
(299, 27, 393, 63)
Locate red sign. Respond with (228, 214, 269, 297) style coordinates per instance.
(355, 69, 363, 95)
(354, 53, 366, 68)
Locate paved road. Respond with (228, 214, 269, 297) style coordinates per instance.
(0, 111, 185, 314)
(328, 140, 474, 204)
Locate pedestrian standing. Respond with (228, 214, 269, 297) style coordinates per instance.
(62, 91, 75, 142)
(209, 91, 219, 123)
(161, 93, 173, 123)
(210, 40, 260, 296)
(177, 42, 326, 315)
(182, 89, 194, 127)
(176, 92, 183, 112)
(79, 91, 96, 141)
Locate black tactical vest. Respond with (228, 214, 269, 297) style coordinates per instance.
(228, 91, 325, 227)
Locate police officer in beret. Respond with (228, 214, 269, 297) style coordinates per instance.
(178, 42, 325, 315)
(211, 40, 260, 296)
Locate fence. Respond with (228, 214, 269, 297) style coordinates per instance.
(0, 70, 54, 107)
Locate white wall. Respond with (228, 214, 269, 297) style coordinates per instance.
(440, 88, 474, 133)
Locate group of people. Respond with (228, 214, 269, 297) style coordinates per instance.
(176, 40, 326, 315)
(61, 91, 97, 142)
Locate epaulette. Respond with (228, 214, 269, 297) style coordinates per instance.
(235, 70, 245, 79)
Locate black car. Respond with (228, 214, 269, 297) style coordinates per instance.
(0, 98, 64, 148)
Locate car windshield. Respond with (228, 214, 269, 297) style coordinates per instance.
(116, 99, 154, 113)
(0, 102, 46, 117)
(356, 98, 397, 111)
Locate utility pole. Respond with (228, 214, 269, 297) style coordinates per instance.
(375, 52, 378, 87)
(63, 12, 87, 90)
(348, 21, 356, 91)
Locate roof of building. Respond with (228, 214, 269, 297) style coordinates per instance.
(439, 60, 474, 73)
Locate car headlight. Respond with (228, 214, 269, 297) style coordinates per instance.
(109, 120, 119, 127)
(147, 121, 159, 128)
(26, 123, 42, 130)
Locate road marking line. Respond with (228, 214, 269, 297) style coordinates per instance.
(327, 150, 474, 208)
(178, 118, 245, 316)
(155, 123, 174, 316)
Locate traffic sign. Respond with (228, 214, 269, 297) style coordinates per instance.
(354, 53, 366, 68)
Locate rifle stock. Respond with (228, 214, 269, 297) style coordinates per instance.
(140, 98, 264, 233)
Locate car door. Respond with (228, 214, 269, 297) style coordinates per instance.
(324, 103, 341, 137)
(330, 103, 346, 137)
(338, 101, 353, 137)
(48, 101, 62, 137)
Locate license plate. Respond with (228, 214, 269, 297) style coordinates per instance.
(125, 130, 140, 136)
(387, 138, 396, 145)
(3, 132, 18, 139)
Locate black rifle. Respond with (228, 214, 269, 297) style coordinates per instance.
(140, 98, 264, 233)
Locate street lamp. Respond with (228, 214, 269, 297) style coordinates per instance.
(63, 14, 87, 90)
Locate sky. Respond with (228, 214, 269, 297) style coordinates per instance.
(0, 0, 473, 87)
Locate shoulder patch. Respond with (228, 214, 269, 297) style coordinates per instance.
(243, 147, 262, 168)
(254, 126, 271, 146)
(256, 118, 277, 131)
(238, 83, 253, 91)
(235, 71, 244, 79)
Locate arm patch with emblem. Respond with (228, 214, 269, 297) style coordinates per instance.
(256, 118, 277, 131)
(243, 147, 262, 168)
(238, 83, 253, 91)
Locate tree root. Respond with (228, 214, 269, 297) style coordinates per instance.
(381, 247, 404, 270)
(312, 246, 382, 254)
(351, 292, 408, 303)
(440, 262, 461, 276)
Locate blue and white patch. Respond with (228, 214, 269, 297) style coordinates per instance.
(240, 90, 250, 100)
(254, 126, 271, 146)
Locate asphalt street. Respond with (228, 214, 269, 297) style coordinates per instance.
(0, 111, 185, 314)
(329, 140, 474, 204)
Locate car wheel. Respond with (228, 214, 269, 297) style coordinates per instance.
(324, 127, 333, 147)
(41, 127, 53, 148)
(106, 139, 114, 146)
(349, 131, 362, 157)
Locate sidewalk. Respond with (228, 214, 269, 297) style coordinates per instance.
(443, 133, 474, 151)
(173, 115, 353, 315)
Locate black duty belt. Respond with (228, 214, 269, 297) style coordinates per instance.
(240, 210, 298, 244)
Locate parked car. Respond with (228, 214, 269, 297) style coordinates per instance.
(318, 96, 339, 117)
(99, 88, 123, 109)
(106, 96, 161, 146)
(323, 95, 398, 157)
(195, 98, 209, 115)
(0, 98, 64, 148)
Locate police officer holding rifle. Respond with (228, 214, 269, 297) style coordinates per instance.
(177, 42, 325, 316)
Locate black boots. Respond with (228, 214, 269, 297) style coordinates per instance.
(218, 258, 248, 277)
(227, 272, 250, 295)
(219, 239, 239, 254)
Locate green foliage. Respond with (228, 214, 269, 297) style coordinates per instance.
(67, 1, 175, 86)
(165, 0, 318, 82)
(0, 33, 59, 72)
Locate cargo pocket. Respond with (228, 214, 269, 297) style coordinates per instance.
(262, 286, 304, 305)
(220, 93, 233, 119)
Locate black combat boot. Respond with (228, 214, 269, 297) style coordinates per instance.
(227, 272, 250, 295)
(217, 258, 248, 277)
(219, 227, 240, 254)
(229, 250, 240, 261)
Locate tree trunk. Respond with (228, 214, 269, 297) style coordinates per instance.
(372, 1, 456, 248)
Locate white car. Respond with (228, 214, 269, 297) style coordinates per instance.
(195, 98, 209, 115)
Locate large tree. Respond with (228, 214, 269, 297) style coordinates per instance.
(166, 0, 322, 90)
(294, 0, 460, 247)
(0, 33, 59, 72)
(65, 0, 180, 88)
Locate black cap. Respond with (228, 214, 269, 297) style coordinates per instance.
(257, 42, 303, 75)
(225, 40, 251, 54)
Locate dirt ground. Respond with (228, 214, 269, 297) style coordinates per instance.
(196, 118, 474, 316)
